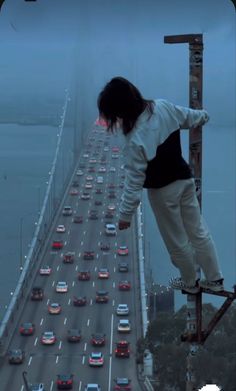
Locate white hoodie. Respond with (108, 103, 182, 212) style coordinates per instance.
(119, 99, 209, 222)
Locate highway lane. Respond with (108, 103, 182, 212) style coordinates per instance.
(0, 129, 143, 391)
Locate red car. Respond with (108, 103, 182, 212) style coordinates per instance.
(115, 341, 130, 358)
(98, 268, 109, 279)
(52, 240, 63, 250)
(63, 252, 75, 264)
(118, 281, 131, 291)
(117, 246, 129, 256)
(19, 322, 35, 336)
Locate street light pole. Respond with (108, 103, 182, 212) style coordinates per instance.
(19, 217, 23, 272)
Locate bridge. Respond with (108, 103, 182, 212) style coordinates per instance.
(0, 91, 153, 391)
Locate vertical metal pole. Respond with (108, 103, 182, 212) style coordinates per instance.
(164, 34, 203, 391)
(20, 217, 23, 272)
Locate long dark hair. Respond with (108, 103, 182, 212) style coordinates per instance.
(97, 76, 155, 135)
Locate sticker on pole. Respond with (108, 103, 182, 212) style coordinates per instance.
(198, 385, 222, 390)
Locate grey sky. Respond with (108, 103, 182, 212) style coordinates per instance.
(0, 1, 235, 128)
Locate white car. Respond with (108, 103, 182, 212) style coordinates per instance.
(86, 175, 94, 181)
(76, 169, 84, 176)
(81, 193, 90, 200)
(89, 352, 104, 366)
(98, 167, 106, 173)
(29, 384, 45, 391)
(107, 204, 116, 211)
(85, 183, 93, 189)
(105, 223, 116, 236)
(56, 281, 68, 293)
(109, 167, 116, 172)
(116, 304, 129, 315)
(56, 224, 66, 233)
(84, 385, 101, 391)
(39, 265, 52, 275)
(83, 153, 89, 158)
(117, 319, 131, 333)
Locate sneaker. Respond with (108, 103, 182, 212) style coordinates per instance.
(169, 277, 200, 294)
(199, 279, 224, 292)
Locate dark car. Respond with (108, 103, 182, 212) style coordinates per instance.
(78, 270, 91, 280)
(72, 180, 79, 187)
(105, 211, 114, 219)
(115, 341, 130, 358)
(8, 349, 25, 364)
(95, 188, 103, 194)
(95, 290, 109, 303)
(100, 243, 110, 251)
(83, 251, 95, 260)
(118, 262, 129, 272)
(114, 377, 131, 390)
(73, 215, 83, 224)
(95, 200, 102, 206)
(73, 296, 87, 306)
(31, 287, 44, 301)
(91, 333, 106, 347)
(19, 322, 35, 336)
(63, 252, 75, 264)
(89, 210, 98, 220)
(67, 329, 81, 343)
(56, 374, 74, 389)
(108, 192, 116, 199)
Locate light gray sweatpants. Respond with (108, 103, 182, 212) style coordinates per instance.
(147, 178, 223, 286)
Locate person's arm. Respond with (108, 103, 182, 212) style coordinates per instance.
(173, 104, 209, 129)
(119, 142, 147, 225)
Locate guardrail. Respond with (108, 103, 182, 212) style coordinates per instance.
(0, 91, 76, 356)
(136, 203, 154, 391)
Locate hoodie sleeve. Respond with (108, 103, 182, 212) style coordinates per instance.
(119, 142, 147, 222)
(172, 103, 209, 129)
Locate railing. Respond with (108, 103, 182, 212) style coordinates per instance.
(0, 90, 79, 356)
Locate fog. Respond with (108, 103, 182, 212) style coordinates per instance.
(0, 0, 235, 309)
(0, 0, 235, 130)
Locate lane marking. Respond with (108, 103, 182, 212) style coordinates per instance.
(40, 318, 44, 326)
(50, 380, 54, 391)
(108, 314, 114, 391)
(92, 281, 95, 287)
(72, 281, 75, 287)
(59, 341, 62, 350)
(68, 298, 71, 305)
(113, 282, 115, 288)
(82, 356, 85, 365)
(47, 299, 50, 305)
(87, 319, 90, 327)
(81, 241, 84, 246)
(112, 300, 115, 307)
(28, 356, 32, 366)
(64, 318, 67, 325)
(34, 337, 38, 346)
(90, 299, 93, 305)
(79, 381, 82, 391)
(56, 355, 59, 363)
(57, 265, 60, 271)
(84, 342, 87, 351)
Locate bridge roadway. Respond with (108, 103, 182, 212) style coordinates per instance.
(0, 129, 143, 391)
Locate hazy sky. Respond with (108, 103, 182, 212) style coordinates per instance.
(0, 0, 235, 128)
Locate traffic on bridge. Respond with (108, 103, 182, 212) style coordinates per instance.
(0, 127, 143, 391)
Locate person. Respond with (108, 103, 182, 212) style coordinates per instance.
(97, 76, 224, 294)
